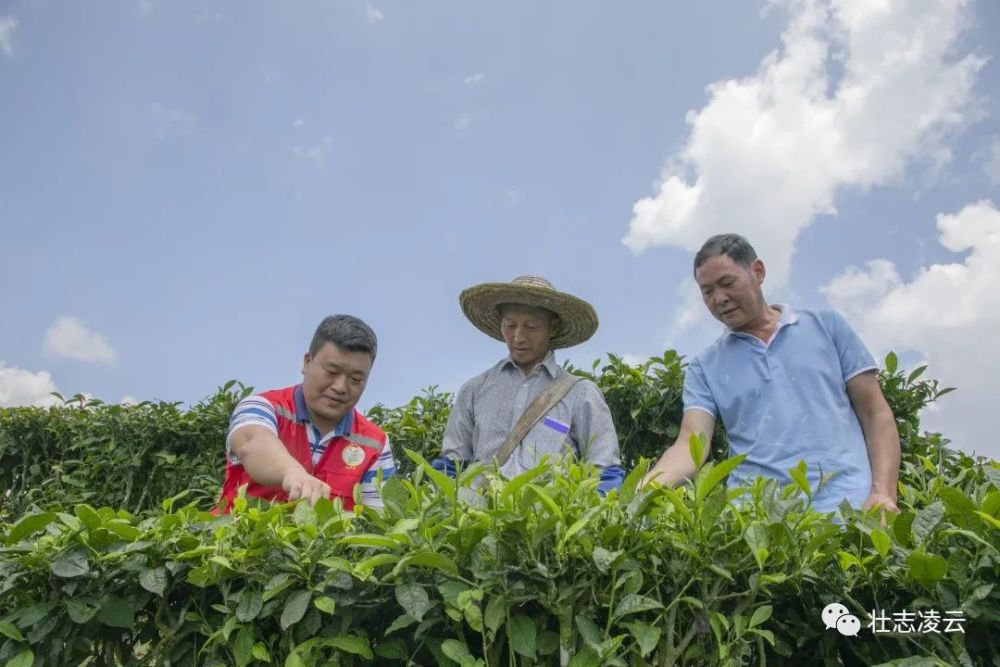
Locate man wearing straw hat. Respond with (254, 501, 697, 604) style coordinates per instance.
(433, 276, 625, 493)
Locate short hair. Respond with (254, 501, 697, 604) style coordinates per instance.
(693, 233, 758, 276)
(308, 315, 378, 360)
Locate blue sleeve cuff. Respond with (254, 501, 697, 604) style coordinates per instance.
(597, 465, 626, 495)
(431, 457, 458, 477)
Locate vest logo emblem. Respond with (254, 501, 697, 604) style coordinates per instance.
(342, 443, 366, 468)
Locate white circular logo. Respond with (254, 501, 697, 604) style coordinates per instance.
(341, 444, 366, 468)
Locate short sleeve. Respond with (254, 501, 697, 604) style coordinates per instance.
(682, 358, 718, 418)
(225, 395, 278, 465)
(825, 311, 878, 382)
(360, 438, 398, 508)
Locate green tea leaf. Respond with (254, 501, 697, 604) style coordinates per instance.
(624, 620, 660, 657)
(338, 534, 401, 550)
(696, 454, 747, 503)
(441, 639, 480, 667)
(280, 591, 311, 630)
(885, 351, 898, 374)
(612, 593, 662, 621)
(74, 504, 102, 531)
(7, 649, 34, 667)
(907, 549, 948, 587)
(939, 487, 976, 526)
(870, 529, 891, 558)
(484, 596, 506, 634)
(65, 598, 100, 624)
(232, 627, 253, 667)
(327, 634, 373, 660)
(384, 613, 416, 636)
(375, 638, 409, 660)
(509, 614, 536, 659)
(688, 432, 706, 471)
(314, 596, 336, 614)
(749, 605, 772, 628)
(567, 646, 600, 667)
(395, 582, 430, 621)
(982, 491, 1000, 518)
(912, 501, 945, 544)
(398, 549, 458, 575)
(236, 589, 264, 622)
(51, 549, 90, 578)
(6, 512, 56, 545)
(96, 596, 135, 630)
(744, 522, 769, 568)
(139, 567, 168, 596)
(251, 642, 271, 663)
(592, 546, 617, 574)
(788, 460, 812, 499)
(0, 621, 25, 642)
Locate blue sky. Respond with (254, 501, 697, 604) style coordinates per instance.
(2, 1, 999, 460)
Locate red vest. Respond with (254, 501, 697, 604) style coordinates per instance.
(217, 385, 388, 513)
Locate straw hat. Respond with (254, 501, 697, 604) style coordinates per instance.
(459, 276, 599, 349)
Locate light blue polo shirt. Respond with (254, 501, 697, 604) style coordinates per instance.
(683, 305, 877, 512)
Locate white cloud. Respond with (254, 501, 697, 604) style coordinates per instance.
(624, 0, 983, 323)
(148, 102, 196, 140)
(365, 4, 384, 23)
(454, 113, 474, 132)
(464, 73, 486, 85)
(292, 118, 304, 128)
(822, 200, 1000, 460)
(0, 362, 61, 407)
(293, 135, 333, 166)
(43, 316, 116, 364)
(120, 394, 140, 406)
(819, 258, 900, 321)
(984, 136, 1000, 186)
(0, 16, 17, 55)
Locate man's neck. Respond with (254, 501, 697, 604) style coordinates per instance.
(735, 305, 782, 343)
(308, 409, 344, 438)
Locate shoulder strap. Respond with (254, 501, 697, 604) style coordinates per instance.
(494, 373, 584, 468)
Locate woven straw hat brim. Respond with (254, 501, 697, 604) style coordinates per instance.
(460, 282, 599, 349)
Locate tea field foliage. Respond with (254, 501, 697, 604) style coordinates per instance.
(0, 352, 998, 666)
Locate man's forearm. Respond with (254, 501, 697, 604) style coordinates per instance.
(645, 441, 699, 487)
(238, 436, 305, 487)
(863, 408, 901, 495)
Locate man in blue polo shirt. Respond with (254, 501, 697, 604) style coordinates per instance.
(643, 234, 900, 514)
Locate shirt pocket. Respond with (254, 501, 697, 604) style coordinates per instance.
(517, 413, 575, 468)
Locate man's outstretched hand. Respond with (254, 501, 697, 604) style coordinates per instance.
(282, 469, 331, 505)
(863, 489, 899, 526)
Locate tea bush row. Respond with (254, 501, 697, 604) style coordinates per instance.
(0, 352, 956, 519)
(1, 449, 998, 666)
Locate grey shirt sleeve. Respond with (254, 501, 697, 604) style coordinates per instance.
(569, 380, 621, 468)
(440, 379, 475, 462)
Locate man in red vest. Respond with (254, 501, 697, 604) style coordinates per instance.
(217, 315, 396, 512)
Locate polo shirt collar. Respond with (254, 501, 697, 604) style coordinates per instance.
(293, 384, 354, 436)
(501, 350, 559, 377)
(722, 303, 799, 339)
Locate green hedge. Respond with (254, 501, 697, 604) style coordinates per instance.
(1, 451, 998, 666)
(1, 351, 996, 665)
(0, 352, 954, 518)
